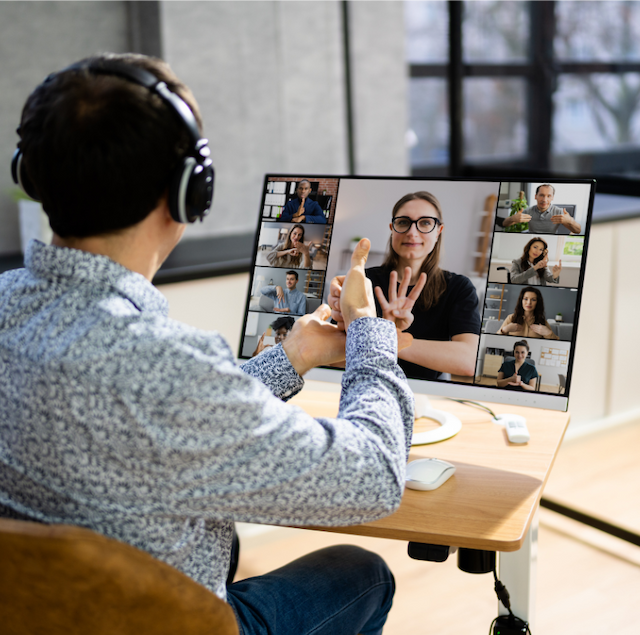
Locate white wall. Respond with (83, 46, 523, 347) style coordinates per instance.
(0, 1, 129, 254)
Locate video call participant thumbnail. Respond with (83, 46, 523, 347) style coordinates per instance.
(252, 315, 295, 356)
(527, 184, 582, 235)
(498, 286, 559, 340)
(267, 223, 312, 268)
(279, 179, 327, 224)
(260, 270, 306, 315)
(510, 236, 562, 286)
(496, 340, 538, 391)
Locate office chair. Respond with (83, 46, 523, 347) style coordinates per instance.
(558, 374, 566, 394)
(0, 517, 239, 635)
(496, 266, 511, 283)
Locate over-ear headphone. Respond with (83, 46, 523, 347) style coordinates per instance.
(11, 58, 214, 224)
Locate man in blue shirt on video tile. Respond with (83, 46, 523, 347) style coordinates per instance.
(261, 270, 307, 315)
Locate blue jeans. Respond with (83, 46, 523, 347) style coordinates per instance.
(226, 545, 395, 635)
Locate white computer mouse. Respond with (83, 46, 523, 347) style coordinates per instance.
(405, 458, 456, 491)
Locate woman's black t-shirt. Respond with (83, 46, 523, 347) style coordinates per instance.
(365, 266, 481, 380)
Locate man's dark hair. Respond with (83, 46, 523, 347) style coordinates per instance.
(270, 316, 295, 332)
(285, 270, 298, 280)
(17, 53, 202, 238)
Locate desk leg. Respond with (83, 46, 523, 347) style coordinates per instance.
(498, 509, 538, 630)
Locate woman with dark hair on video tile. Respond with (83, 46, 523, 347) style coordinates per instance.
(330, 191, 480, 380)
(496, 340, 539, 391)
(498, 286, 559, 339)
(510, 236, 562, 286)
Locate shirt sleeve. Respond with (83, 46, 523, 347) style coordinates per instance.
(103, 317, 414, 528)
(266, 244, 284, 267)
(305, 201, 327, 224)
(279, 200, 296, 222)
(447, 275, 481, 337)
(260, 285, 277, 299)
(509, 260, 538, 285)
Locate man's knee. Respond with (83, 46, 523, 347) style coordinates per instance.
(315, 544, 394, 587)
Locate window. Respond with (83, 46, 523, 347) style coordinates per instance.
(406, 1, 640, 180)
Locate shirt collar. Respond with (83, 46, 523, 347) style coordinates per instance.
(25, 240, 169, 315)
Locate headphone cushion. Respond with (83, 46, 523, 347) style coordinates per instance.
(168, 156, 214, 224)
(11, 149, 40, 202)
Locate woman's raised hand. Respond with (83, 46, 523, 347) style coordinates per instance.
(533, 255, 548, 270)
(552, 259, 562, 278)
(374, 267, 426, 332)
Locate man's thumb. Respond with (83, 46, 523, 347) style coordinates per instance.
(350, 238, 370, 269)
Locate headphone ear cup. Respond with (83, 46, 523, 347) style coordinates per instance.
(168, 156, 214, 224)
(11, 148, 40, 202)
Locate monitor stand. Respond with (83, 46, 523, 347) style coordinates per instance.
(411, 393, 462, 446)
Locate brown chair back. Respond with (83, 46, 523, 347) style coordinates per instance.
(0, 518, 239, 635)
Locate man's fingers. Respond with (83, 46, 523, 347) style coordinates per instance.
(350, 238, 371, 270)
(313, 303, 332, 322)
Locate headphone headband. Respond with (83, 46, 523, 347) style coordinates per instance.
(12, 58, 214, 224)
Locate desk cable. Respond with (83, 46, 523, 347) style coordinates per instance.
(446, 398, 498, 419)
(449, 399, 534, 633)
(488, 565, 532, 634)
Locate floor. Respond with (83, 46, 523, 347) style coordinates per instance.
(234, 420, 640, 635)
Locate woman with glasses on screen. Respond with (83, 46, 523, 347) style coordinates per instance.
(363, 191, 481, 380)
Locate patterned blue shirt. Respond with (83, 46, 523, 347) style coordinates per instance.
(0, 241, 414, 599)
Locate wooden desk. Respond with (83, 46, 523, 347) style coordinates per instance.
(290, 391, 571, 627)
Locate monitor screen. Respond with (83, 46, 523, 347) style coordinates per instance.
(239, 175, 594, 412)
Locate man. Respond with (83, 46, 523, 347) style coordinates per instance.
(526, 184, 582, 234)
(261, 270, 306, 315)
(279, 179, 327, 223)
(0, 53, 418, 635)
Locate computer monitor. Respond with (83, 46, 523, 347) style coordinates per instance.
(239, 175, 594, 414)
